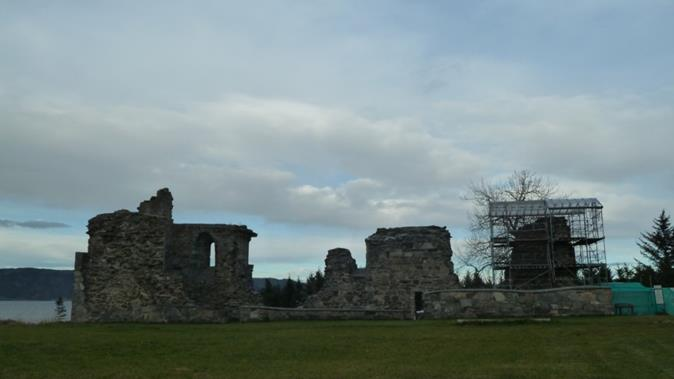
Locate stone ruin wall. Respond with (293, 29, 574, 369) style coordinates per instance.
(304, 226, 460, 314)
(72, 189, 258, 322)
(73, 189, 614, 322)
(422, 287, 613, 319)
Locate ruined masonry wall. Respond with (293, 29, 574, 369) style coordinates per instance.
(72, 189, 258, 322)
(305, 226, 460, 313)
(73, 189, 614, 322)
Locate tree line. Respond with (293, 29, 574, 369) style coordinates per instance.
(260, 270, 325, 307)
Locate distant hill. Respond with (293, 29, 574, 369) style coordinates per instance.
(0, 268, 288, 300)
(0, 268, 73, 300)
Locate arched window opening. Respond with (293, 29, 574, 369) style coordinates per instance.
(195, 232, 216, 269)
(209, 242, 216, 267)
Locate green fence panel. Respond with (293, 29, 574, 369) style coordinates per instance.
(603, 282, 657, 315)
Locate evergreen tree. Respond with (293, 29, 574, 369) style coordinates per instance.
(315, 270, 325, 291)
(306, 272, 316, 294)
(305, 270, 325, 296)
(272, 282, 282, 306)
(281, 277, 296, 307)
(54, 296, 66, 321)
(637, 210, 674, 286)
(461, 271, 473, 288)
(295, 276, 307, 305)
(261, 279, 278, 306)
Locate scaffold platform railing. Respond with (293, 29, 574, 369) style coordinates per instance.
(488, 198, 607, 289)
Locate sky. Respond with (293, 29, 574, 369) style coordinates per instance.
(1, 1, 673, 279)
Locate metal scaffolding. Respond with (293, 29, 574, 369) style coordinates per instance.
(488, 198, 607, 289)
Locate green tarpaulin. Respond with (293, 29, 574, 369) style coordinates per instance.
(603, 282, 674, 315)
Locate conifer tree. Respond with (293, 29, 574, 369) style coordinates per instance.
(305, 270, 326, 295)
(461, 271, 473, 288)
(281, 277, 296, 307)
(261, 279, 277, 306)
(314, 270, 325, 291)
(637, 210, 674, 286)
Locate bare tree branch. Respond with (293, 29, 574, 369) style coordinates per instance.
(461, 170, 560, 280)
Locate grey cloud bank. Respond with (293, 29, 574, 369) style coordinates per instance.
(0, 96, 479, 229)
(1, 1, 673, 274)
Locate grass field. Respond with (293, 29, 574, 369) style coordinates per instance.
(1, 316, 673, 379)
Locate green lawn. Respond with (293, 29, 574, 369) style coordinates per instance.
(1, 317, 673, 379)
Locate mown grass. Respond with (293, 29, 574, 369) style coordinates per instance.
(1, 316, 673, 379)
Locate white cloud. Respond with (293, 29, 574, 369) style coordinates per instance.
(436, 94, 674, 183)
(0, 95, 481, 230)
(3, 91, 672, 238)
(2, 1, 674, 273)
(545, 178, 669, 240)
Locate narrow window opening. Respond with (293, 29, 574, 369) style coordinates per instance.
(209, 242, 216, 267)
(195, 232, 216, 269)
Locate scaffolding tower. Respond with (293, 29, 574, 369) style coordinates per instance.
(489, 198, 607, 289)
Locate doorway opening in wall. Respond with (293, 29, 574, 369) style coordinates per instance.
(209, 242, 216, 267)
(414, 291, 424, 319)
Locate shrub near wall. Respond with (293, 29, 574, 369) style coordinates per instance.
(422, 287, 613, 319)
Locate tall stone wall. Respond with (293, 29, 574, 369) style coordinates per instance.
(305, 226, 459, 314)
(72, 189, 258, 322)
(164, 223, 257, 309)
(138, 188, 174, 219)
(422, 287, 613, 319)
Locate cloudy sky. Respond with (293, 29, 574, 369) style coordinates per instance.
(1, 1, 673, 278)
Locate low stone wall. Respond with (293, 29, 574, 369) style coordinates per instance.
(422, 287, 613, 319)
(239, 306, 408, 322)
